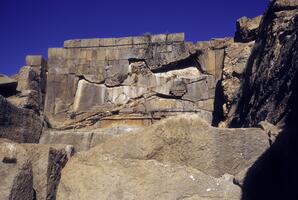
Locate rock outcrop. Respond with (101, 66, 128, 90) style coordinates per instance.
(40, 126, 140, 152)
(8, 55, 47, 113)
(228, 0, 298, 128)
(56, 115, 270, 199)
(2, 0, 298, 199)
(235, 16, 262, 43)
(58, 156, 240, 200)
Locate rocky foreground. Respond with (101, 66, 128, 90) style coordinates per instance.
(1, 0, 298, 199)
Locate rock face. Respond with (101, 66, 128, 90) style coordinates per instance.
(40, 126, 140, 152)
(0, 95, 43, 143)
(44, 33, 231, 129)
(58, 156, 240, 200)
(219, 41, 255, 126)
(69, 115, 270, 177)
(3, 1, 298, 199)
(0, 157, 34, 200)
(234, 16, 262, 42)
(228, 0, 298, 128)
(8, 55, 47, 113)
(0, 139, 71, 200)
(43, 32, 258, 130)
(56, 115, 270, 199)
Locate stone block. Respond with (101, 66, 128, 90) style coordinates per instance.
(25, 55, 44, 66)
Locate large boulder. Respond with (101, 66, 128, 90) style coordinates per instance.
(78, 114, 270, 178)
(57, 155, 240, 200)
(56, 114, 270, 200)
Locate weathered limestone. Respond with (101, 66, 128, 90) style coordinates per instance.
(57, 155, 241, 200)
(7, 55, 47, 113)
(56, 114, 271, 199)
(73, 115, 270, 177)
(228, 2, 298, 127)
(0, 139, 71, 200)
(0, 160, 34, 200)
(235, 16, 262, 42)
(0, 95, 43, 143)
(40, 126, 140, 152)
(45, 33, 223, 129)
(219, 41, 255, 127)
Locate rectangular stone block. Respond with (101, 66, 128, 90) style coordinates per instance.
(64, 39, 81, 48)
(26, 55, 44, 66)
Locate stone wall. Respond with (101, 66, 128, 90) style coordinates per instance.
(43, 32, 257, 129)
(45, 33, 221, 129)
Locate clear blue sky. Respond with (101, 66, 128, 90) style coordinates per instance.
(0, 0, 269, 75)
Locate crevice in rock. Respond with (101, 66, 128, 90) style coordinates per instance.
(76, 75, 104, 85)
(46, 148, 69, 200)
(150, 52, 206, 74)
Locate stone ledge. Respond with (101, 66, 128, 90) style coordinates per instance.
(63, 33, 185, 48)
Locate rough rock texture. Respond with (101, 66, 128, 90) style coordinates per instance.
(57, 155, 240, 200)
(56, 115, 271, 199)
(0, 95, 43, 143)
(77, 115, 270, 177)
(8, 55, 47, 113)
(0, 139, 71, 200)
(228, 0, 298, 128)
(235, 16, 262, 42)
(44, 33, 228, 129)
(39, 126, 140, 152)
(3, 1, 296, 198)
(0, 156, 34, 200)
(218, 41, 255, 127)
(0, 75, 17, 97)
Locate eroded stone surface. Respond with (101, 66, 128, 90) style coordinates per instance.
(0, 139, 71, 200)
(235, 16, 262, 42)
(45, 33, 224, 129)
(57, 156, 240, 200)
(228, 2, 298, 128)
(74, 115, 270, 177)
(0, 95, 43, 143)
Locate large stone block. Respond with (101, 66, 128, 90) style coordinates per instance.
(25, 55, 45, 66)
(80, 114, 270, 178)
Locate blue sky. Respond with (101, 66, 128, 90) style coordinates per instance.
(0, 0, 269, 75)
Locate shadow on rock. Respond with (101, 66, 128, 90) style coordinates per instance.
(241, 127, 298, 200)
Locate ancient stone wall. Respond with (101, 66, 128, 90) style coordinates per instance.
(45, 33, 221, 129)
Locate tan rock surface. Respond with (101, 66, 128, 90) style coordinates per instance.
(81, 114, 269, 177)
(57, 155, 240, 200)
(0, 139, 71, 200)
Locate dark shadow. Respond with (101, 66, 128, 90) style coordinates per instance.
(0, 83, 18, 97)
(241, 127, 298, 200)
(241, 57, 298, 200)
(212, 80, 224, 126)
